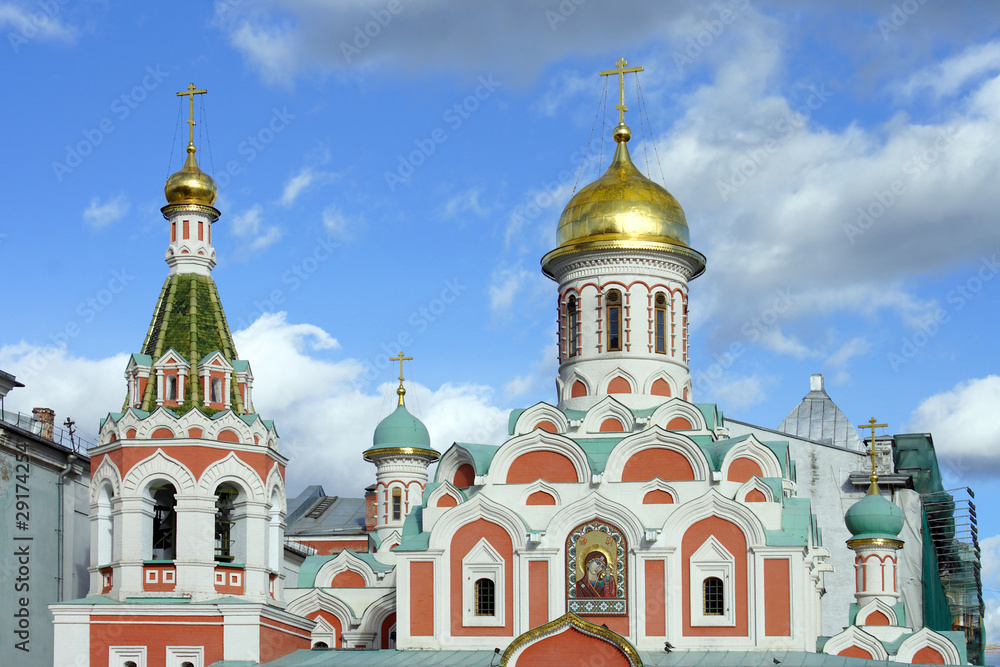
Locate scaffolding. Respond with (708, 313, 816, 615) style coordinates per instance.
(922, 487, 983, 664)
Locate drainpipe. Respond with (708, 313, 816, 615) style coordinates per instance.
(56, 453, 76, 602)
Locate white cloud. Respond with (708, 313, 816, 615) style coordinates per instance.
(280, 168, 316, 206)
(899, 41, 1000, 99)
(701, 373, 766, 410)
(227, 20, 299, 88)
(322, 205, 362, 239)
(82, 194, 130, 229)
(824, 336, 872, 383)
(488, 263, 537, 319)
(908, 375, 1000, 476)
(233, 312, 508, 496)
(0, 2, 78, 47)
(440, 188, 489, 220)
(230, 205, 283, 251)
(0, 342, 128, 444)
(757, 328, 816, 360)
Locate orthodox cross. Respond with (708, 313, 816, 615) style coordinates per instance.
(599, 58, 644, 124)
(390, 352, 413, 406)
(176, 83, 208, 145)
(859, 417, 888, 494)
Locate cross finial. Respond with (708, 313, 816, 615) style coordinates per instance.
(858, 417, 888, 495)
(176, 83, 208, 147)
(390, 352, 413, 407)
(599, 57, 644, 125)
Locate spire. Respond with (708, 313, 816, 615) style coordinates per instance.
(164, 83, 218, 208)
(859, 417, 888, 495)
(390, 351, 413, 407)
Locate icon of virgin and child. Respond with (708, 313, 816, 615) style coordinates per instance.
(574, 548, 617, 599)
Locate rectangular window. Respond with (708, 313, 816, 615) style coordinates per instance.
(198, 220, 204, 240)
(655, 308, 666, 354)
(392, 490, 402, 520)
(183, 220, 189, 239)
(568, 302, 579, 357)
(608, 305, 621, 351)
(171, 222, 176, 242)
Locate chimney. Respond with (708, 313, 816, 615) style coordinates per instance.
(32, 407, 55, 440)
(809, 374, 824, 393)
(364, 485, 377, 532)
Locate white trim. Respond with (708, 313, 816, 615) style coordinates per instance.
(895, 627, 963, 665)
(434, 445, 477, 486)
(689, 536, 736, 627)
(598, 368, 639, 395)
(735, 476, 776, 504)
(461, 538, 505, 627)
(121, 449, 197, 495)
(648, 398, 708, 431)
(426, 481, 463, 508)
(660, 489, 767, 547)
(197, 451, 266, 502)
(603, 428, 711, 483)
(314, 551, 379, 588)
(855, 598, 898, 627)
(166, 645, 204, 667)
(822, 626, 889, 660)
(109, 646, 147, 667)
(720, 436, 783, 481)
(486, 430, 590, 485)
(579, 396, 635, 434)
(519, 479, 562, 506)
(512, 401, 570, 436)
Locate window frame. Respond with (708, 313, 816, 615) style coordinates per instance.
(689, 536, 736, 627)
(567, 295, 579, 358)
(606, 290, 622, 351)
(391, 487, 402, 521)
(654, 292, 667, 354)
(462, 538, 505, 627)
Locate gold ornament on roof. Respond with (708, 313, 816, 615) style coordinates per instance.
(859, 417, 888, 495)
(164, 83, 218, 207)
(390, 351, 413, 407)
(542, 58, 704, 277)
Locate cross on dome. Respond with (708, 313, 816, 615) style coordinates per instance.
(390, 351, 413, 406)
(599, 57, 644, 125)
(859, 417, 888, 495)
(176, 83, 207, 147)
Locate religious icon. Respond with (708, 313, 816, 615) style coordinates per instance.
(566, 520, 627, 614)
(575, 549, 615, 598)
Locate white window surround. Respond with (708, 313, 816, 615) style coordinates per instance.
(690, 536, 736, 627)
(462, 538, 505, 627)
(110, 646, 147, 667)
(166, 646, 204, 667)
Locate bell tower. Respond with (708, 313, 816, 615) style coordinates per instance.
(541, 58, 706, 412)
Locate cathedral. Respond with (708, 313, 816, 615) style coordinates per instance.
(49, 63, 980, 667)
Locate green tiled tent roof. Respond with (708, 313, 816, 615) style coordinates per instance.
(135, 273, 248, 414)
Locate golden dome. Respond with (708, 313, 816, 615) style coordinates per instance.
(164, 142, 218, 206)
(542, 123, 704, 276)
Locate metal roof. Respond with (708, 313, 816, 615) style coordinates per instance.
(776, 375, 864, 453)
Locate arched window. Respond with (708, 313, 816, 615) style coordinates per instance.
(567, 295, 579, 357)
(391, 488, 402, 521)
(654, 292, 667, 354)
(125, 662, 138, 667)
(475, 578, 496, 616)
(703, 577, 724, 616)
(182, 662, 195, 667)
(166, 374, 178, 401)
(96, 484, 114, 565)
(311, 643, 328, 650)
(151, 483, 177, 560)
(210, 376, 222, 403)
(215, 484, 239, 562)
(606, 290, 622, 351)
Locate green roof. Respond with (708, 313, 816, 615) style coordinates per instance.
(369, 404, 432, 450)
(136, 273, 247, 414)
(781, 497, 815, 545)
(452, 443, 501, 475)
(575, 437, 625, 474)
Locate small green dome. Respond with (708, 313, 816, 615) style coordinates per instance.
(369, 405, 432, 450)
(845, 493, 904, 540)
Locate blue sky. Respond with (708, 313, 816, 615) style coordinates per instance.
(3, 0, 1000, 642)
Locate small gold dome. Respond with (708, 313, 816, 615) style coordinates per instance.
(164, 143, 218, 206)
(542, 123, 704, 277)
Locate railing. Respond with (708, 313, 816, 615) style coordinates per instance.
(0, 409, 96, 452)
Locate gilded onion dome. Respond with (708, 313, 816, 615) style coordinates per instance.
(164, 142, 218, 207)
(541, 122, 705, 277)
